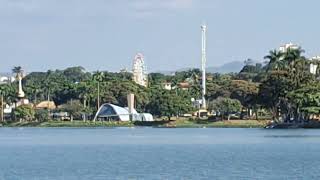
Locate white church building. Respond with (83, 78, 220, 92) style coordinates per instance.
(93, 103, 153, 122)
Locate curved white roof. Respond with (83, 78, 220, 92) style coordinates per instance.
(94, 103, 153, 122)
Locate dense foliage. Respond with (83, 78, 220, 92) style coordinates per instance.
(208, 97, 242, 120)
(1, 46, 320, 123)
(14, 105, 35, 121)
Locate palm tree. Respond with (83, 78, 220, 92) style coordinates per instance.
(93, 71, 105, 110)
(264, 50, 283, 72)
(283, 47, 305, 65)
(76, 81, 95, 108)
(12, 66, 23, 78)
(25, 85, 40, 104)
(44, 70, 57, 102)
(190, 69, 200, 85)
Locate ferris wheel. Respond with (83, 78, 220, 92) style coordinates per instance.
(132, 53, 148, 87)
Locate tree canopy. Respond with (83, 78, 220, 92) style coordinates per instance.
(2, 45, 320, 123)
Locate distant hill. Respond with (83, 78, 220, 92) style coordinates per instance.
(154, 61, 244, 75)
(206, 61, 244, 73)
(0, 72, 13, 77)
(152, 70, 176, 76)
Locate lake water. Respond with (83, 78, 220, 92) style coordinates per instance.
(0, 128, 320, 180)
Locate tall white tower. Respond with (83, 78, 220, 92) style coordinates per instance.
(201, 24, 207, 109)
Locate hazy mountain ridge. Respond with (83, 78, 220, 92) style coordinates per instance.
(206, 61, 244, 73)
(1, 61, 245, 76)
(155, 61, 244, 75)
(0, 72, 13, 77)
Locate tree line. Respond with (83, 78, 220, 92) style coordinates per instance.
(1, 46, 320, 123)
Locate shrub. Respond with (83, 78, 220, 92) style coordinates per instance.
(35, 109, 50, 122)
(14, 105, 35, 121)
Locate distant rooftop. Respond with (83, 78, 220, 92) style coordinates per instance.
(279, 43, 299, 53)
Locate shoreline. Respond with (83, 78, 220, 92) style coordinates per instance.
(0, 120, 270, 128)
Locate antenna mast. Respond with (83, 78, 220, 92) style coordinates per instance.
(201, 24, 207, 109)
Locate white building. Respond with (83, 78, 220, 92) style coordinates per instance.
(311, 56, 320, 61)
(93, 103, 153, 122)
(132, 53, 148, 87)
(279, 43, 299, 53)
(0, 74, 15, 84)
(310, 56, 320, 75)
(162, 82, 172, 90)
(310, 64, 318, 75)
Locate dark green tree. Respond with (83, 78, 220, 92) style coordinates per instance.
(146, 90, 194, 120)
(208, 97, 242, 120)
(14, 105, 35, 122)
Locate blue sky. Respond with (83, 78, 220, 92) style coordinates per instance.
(1, 0, 320, 73)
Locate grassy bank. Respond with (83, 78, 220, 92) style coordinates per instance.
(158, 119, 270, 128)
(1, 121, 135, 128)
(0, 119, 270, 128)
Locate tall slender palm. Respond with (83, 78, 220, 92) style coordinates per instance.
(93, 71, 105, 110)
(264, 50, 284, 72)
(283, 47, 305, 65)
(44, 70, 57, 102)
(190, 70, 200, 85)
(12, 66, 23, 78)
(25, 85, 40, 104)
(76, 81, 94, 108)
